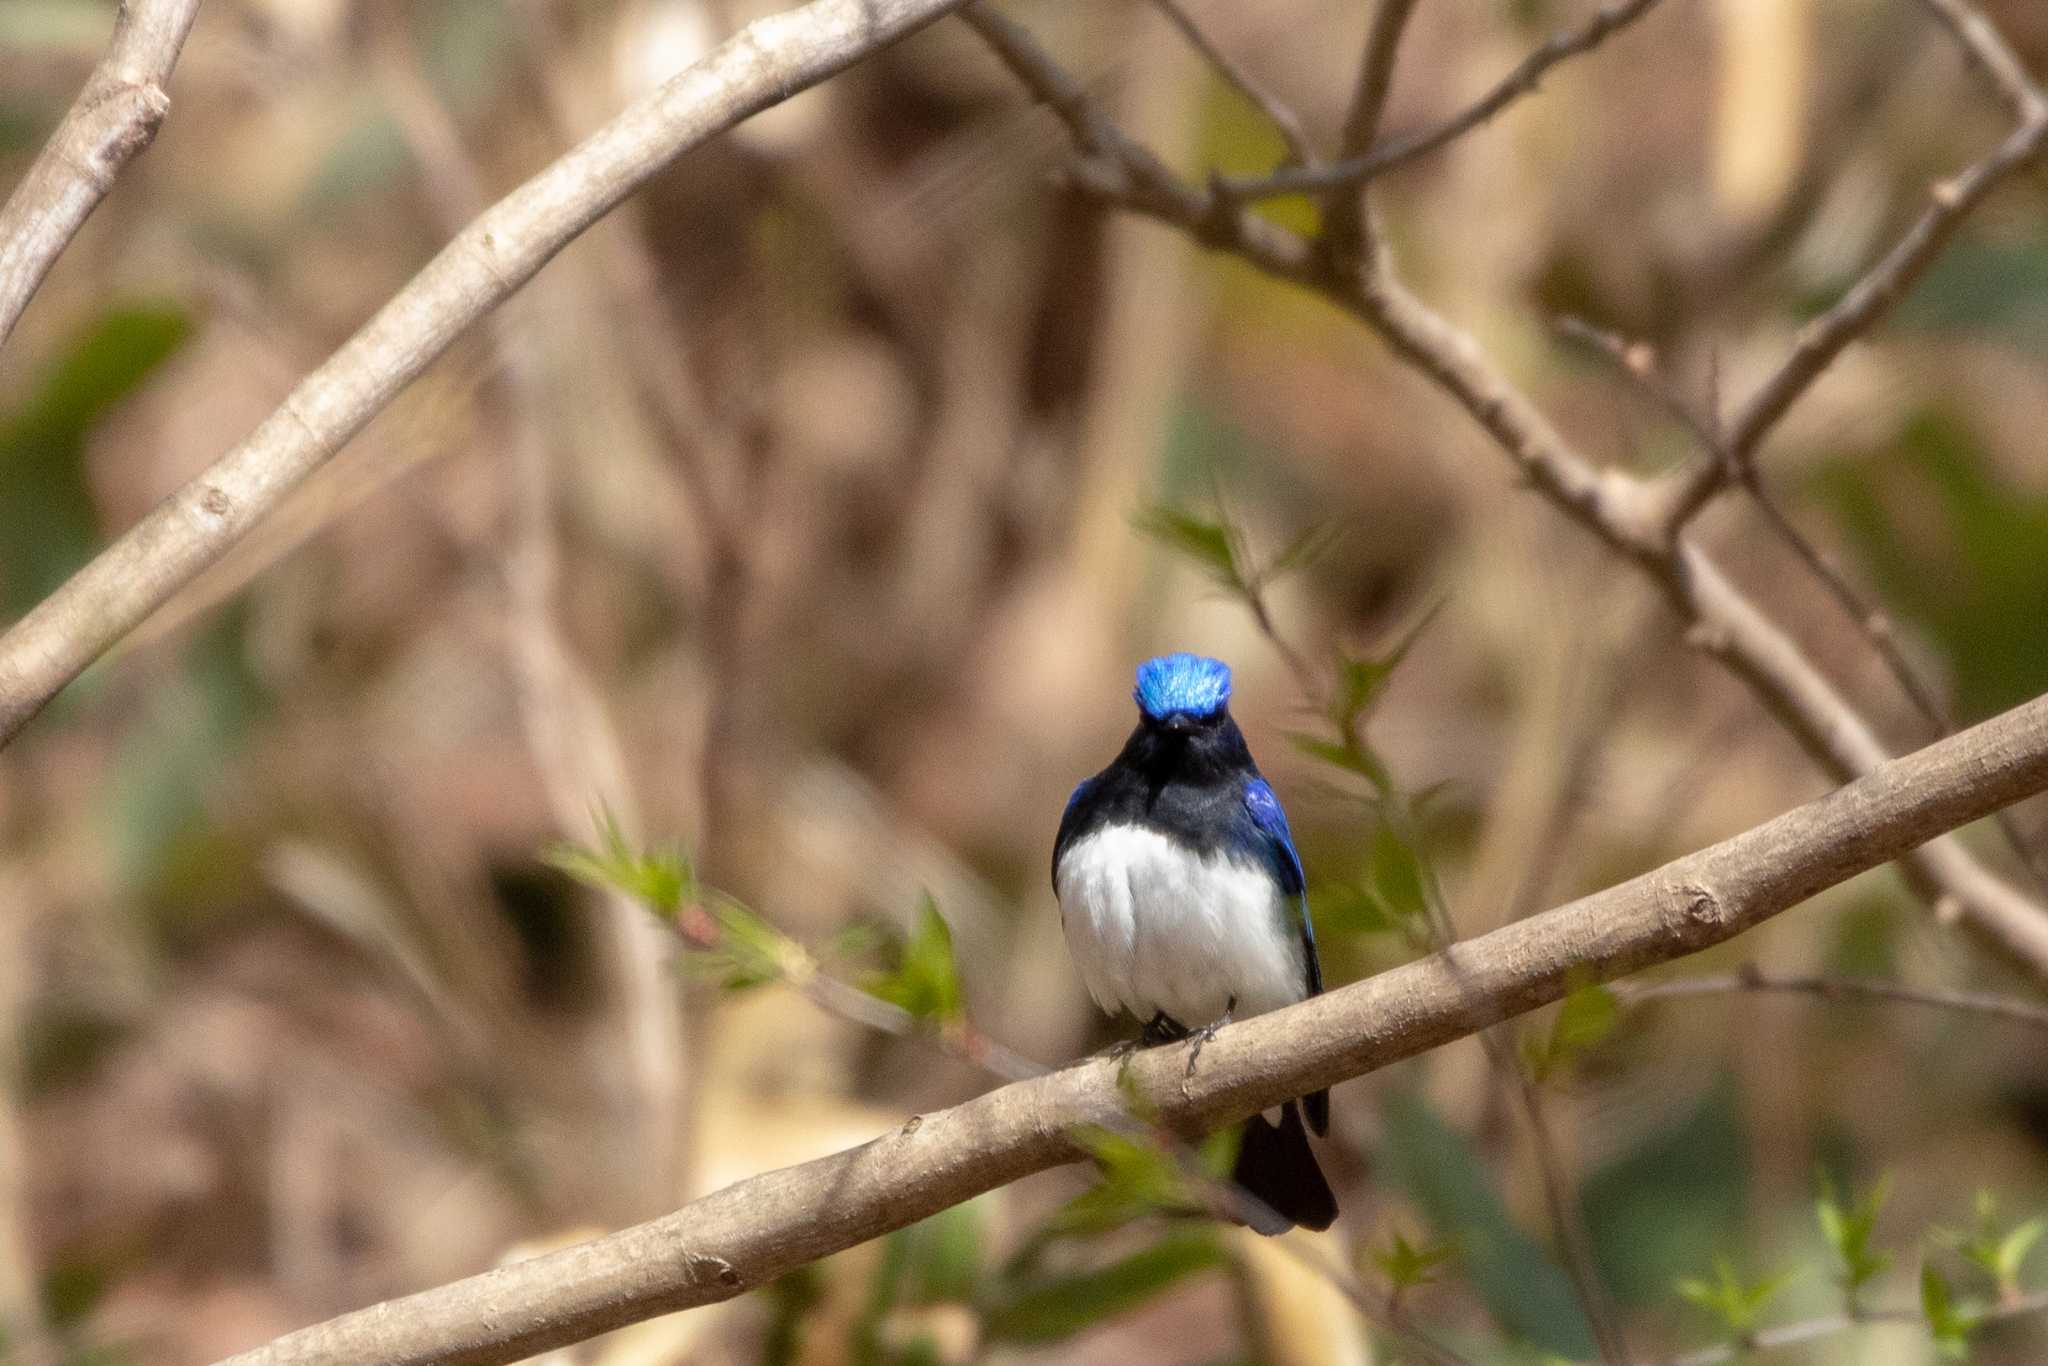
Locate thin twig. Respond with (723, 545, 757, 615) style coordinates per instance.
(0, 0, 982, 749)
(1219, 0, 1669, 202)
(1619, 967, 2048, 1033)
(1148, 0, 1316, 166)
(0, 0, 202, 351)
(215, 685, 2048, 1366)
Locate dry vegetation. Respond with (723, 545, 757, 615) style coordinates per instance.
(4, 0, 2048, 1363)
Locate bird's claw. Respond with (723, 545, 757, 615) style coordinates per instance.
(1183, 996, 1236, 1079)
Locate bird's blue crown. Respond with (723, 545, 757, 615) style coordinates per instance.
(1134, 652, 1232, 720)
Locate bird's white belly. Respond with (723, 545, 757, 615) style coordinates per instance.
(1055, 824, 1306, 1027)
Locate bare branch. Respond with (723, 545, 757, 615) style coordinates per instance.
(1324, 0, 1420, 261)
(965, 3, 2048, 980)
(1337, 0, 1419, 159)
(1220, 0, 1669, 202)
(216, 685, 2048, 1366)
(0, 0, 979, 751)
(1620, 966, 2048, 1033)
(1148, 0, 1316, 166)
(0, 0, 202, 351)
(1725, 0, 2048, 459)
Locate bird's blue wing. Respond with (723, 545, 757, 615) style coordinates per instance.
(1243, 778, 1318, 993)
(1246, 776, 1328, 1134)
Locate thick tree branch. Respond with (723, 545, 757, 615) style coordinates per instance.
(0, 0, 202, 351)
(0, 0, 976, 750)
(216, 687, 2048, 1366)
(967, 1, 2048, 980)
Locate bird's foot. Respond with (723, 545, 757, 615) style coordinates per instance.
(1140, 1010, 1188, 1047)
(1183, 997, 1236, 1078)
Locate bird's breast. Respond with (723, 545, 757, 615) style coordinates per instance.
(1054, 823, 1305, 1028)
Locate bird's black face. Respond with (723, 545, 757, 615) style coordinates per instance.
(1126, 704, 1246, 783)
(1140, 700, 1230, 740)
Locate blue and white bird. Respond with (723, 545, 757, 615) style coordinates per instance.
(1053, 652, 1336, 1233)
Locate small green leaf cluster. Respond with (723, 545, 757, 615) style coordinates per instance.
(1132, 503, 1340, 600)
(1940, 1190, 2046, 1302)
(865, 897, 965, 1027)
(1816, 1173, 1892, 1304)
(1287, 609, 1438, 799)
(1674, 1257, 1799, 1338)
(1371, 1228, 1459, 1293)
(543, 808, 695, 919)
(1674, 1181, 2048, 1363)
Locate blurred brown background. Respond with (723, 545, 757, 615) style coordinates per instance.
(5, 0, 2048, 1361)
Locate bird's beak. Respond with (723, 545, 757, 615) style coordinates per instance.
(1160, 712, 1194, 734)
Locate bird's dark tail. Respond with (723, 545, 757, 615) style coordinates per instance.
(1231, 1101, 1337, 1235)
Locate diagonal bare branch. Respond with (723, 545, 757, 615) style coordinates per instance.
(0, 0, 203, 352)
(214, 684, 2048, 1366)
(0, 0, 979, 751)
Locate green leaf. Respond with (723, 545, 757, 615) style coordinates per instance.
(1263, 521, 1345, 582)
(1328, 602, 1441, 735)
(1674, 1257, 1795, 1335)
(1939, 1190, 2046, 1299)
(1372, 1229, 1459, 1290)
(1997, 1216, 2046, 1285)
(1285, 731, 1392, 791)
(1132, 505, 1243, 590)
(1379, 1090, 1598, 1358)
(1052, 1128, 1194, 1236)
(542, 809, 695, 919)
(866, 896, 963, 1025)
(1816, 1173, 1892, 1301)
(696, 895, 795, 992)
(1921, 1263, 1975, 1361)
(982, 1230, 1228, 1344)
(1193, 1124, 1240, 1181)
